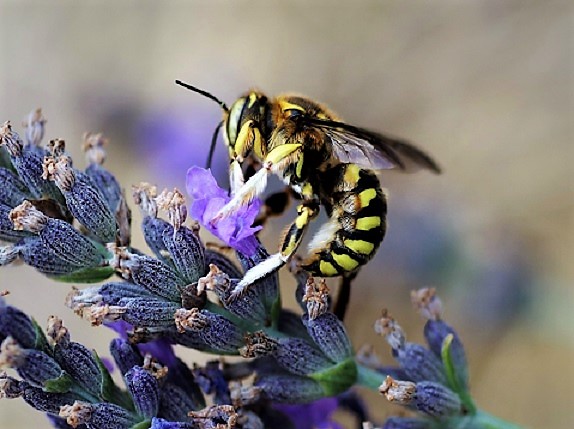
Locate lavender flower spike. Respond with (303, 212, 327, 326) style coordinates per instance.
(186, 166, 261, 257)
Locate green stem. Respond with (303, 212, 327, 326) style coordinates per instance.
(462, 410, 524, 429)
(355, 363, 386, 390)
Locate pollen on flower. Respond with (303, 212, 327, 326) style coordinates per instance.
(9, 200, 48, 233)
(22, 108, 46, 146)
(82, 132, 107, 165)
(374, 309, 406, 350)
(0, 121, 23, 156)
(0, 337, 23, 368)
(156, 187, 187, 233)
(303, 277, 330, 320)
(411, 287, 443, 321)
(174, 308, 205, 333)
(59, 401, 92, 428)
(46, 138, 66, 157)
(188, 404, 238, 428)
(379, 376, 416, 404)
(132, 182, 158, 217)
(197, 264, 230, 295)
(142, 354, 169, 379)
(239, 332, 278, 358)
(42, 155, 75, 191)
(230, 381, 262, 407)
(106, 243, 131, 278)
(46, 316, 70, 344)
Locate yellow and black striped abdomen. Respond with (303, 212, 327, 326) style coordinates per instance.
(302, 164, 387, 277)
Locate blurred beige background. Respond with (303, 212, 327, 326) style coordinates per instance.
(0, 1, 572, 428)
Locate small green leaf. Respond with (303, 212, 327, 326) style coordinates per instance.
(310, 358, 357, 396)
(50, 266, 114, 283)
(44, 372, 73, 393)
(93, 350, 134, 411)
(31, 318, 51, 354)
(130, 420, 151, 429)
(441, 334, 475, 413)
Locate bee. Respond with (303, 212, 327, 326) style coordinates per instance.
(176, 80, 441, 296)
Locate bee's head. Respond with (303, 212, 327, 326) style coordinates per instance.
(174, 80, 270, 167)
(224, 91, 270, 152)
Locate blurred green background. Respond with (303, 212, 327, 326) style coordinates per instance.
(0, 1, 572, 428)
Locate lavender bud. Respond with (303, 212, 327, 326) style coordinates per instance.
(19, 237, 88, 275)
(236, 244, 279, 309)
(162, 223, 204, 284)
(304, 312, 353, 363)
(97, 281, 154, 305)
(125, 366, 160, 419)
(165, 358, 205, 409)
(394, 343, 447, 384)
(10, 202, 106, 267)
(192, 360, 231, 405)
(109, 338, 143, 376)
(59, 401, 139, 429)
(158, 383, 200, 422)
(120, 297, 180, 328)
(425, 321, 468, 390)
(382, 417, 431, 429)
(141, 216, 170, 261)
(0, 167, 29, 206)
(277, 309, 310, 339)
(274, 338, 333, 375)
(255, 375, 324, 403)
(1, 122, 59, 200)
(200, 265, 266, 324)
(83, 134, 122, 213)
(54, 341, 103, 398)
(22, 386, 80, 414)
(0, 300, 37, 349)
(174, 309, 244, 353)
(0, 244, 19, 265)
(122, 254, 183, 302)
(85, 163, 122, 213)
(414, 381, 461, 417)
(0, 337, 64, 387)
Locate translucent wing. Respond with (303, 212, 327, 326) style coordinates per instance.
(303, 117, 442, 174)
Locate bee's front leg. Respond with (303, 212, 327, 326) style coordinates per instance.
(214, 143, 302, 221)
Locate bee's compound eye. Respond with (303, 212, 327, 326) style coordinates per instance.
(226, 98, 246, 145)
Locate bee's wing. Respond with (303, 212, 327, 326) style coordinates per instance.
(305, 117, 441, 174)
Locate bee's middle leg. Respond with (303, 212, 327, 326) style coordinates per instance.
(253, 186, 294, 228)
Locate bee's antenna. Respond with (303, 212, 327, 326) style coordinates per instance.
(175, 80, 229, 112)
(207, 120, 224, 169)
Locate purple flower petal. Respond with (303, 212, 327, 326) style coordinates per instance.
(186, 166, 262, 257)
(275, 397, 342, 429)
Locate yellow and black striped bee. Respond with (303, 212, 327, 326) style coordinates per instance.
(176, 80, 441, 296)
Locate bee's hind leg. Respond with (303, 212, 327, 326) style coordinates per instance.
(229, 194, 319, 301)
